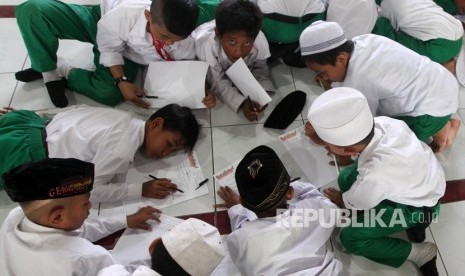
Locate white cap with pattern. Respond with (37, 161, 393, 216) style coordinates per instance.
(162, 218, 225, 276)
(307, 87, 374, 146)
(299, 21, 347, 56)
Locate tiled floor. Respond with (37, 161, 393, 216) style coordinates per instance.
(2, 4, 465, 275)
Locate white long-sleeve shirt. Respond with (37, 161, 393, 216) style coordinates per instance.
(342, 117, 446, 210)
(227, 182, 343, 275)
(46, 106, 146, 203)
(252, 0, 326, 16)
(193, 21, 274, 112)
(0, 207, 126, 276)
(333, 34, 458, 117)
(96, 0, 195, 67)
(98, 265, 161, 276)
(379, 0, 463, 41)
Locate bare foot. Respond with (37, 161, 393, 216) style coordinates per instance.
(442, 59, 456, 75)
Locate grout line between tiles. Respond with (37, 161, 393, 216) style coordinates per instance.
(427, 226, 449, 276)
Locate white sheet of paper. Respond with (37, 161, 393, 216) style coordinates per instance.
(225, 58, 272, 106)
(117, 151, 208, 209)
(210, 235, 241, 276)
(279, 126, 338, 188)
(144, 61, 209, 109)
(214, 161, 240, 204)
(111, 214, 184, 271)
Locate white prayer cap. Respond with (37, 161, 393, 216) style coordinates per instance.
(162, 218, 224, 276)
(307, 87, 373, 146)
(300, 21, 347, 56)
(456, 43, 465, 87)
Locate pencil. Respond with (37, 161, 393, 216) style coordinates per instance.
(247, 96, 259, 122)
(148, 174, 184, 193)
(290, 177, 301, 183)
(138, 95, 159, 99)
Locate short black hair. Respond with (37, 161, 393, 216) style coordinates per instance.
(151, 0, 199, 38)
(215, 0, 263, 38)
(151, 239, 189, 276)
(302, 40, 354, 66)
(148, 104, 200, 151)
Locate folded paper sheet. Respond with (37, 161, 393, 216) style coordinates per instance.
(225, 58, 272, 106)
(144, 61, 209, 109)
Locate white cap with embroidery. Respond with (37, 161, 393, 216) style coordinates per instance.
(299, 21, 347, 56)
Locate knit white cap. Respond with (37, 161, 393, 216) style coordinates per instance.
(300, 21, 347, 56)
(307, 87, 373, 146)
(162, 218, 225, 276)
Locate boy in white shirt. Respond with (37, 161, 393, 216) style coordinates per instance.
(194, 0, 275, 121)
(216, 145, 343, 275)
(308, 87, 444, 276)
(0, 104, 200, 203)
(0, 158, 161, 276)
(299, 21, 460, 153)
(14, 0, 215, 108)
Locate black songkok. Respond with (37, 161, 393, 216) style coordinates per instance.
(264, 90, 307, 130)
(3, 158, 94, 202)
(235, 145, 290, 212)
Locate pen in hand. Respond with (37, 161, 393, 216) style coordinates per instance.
(247, 96, 259, 122)
(138, 95, 159, 99)
(195, 178, 209, 190)
(148, 174, 184, 193)
(290, 177, 301, 183)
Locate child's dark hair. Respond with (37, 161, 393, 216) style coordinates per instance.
(149, 104, 200, 150)
(151, 239, 189, 276)
(215, 0, 263, 38)
(302, 40, 354, 66)
(151, 0, 199, 38)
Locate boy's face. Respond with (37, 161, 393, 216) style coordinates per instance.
(145, 118, 186, 158)
(145, 10, 185, 45)
(305, 60, 347, 83)
(217, 30, 256, 63)
(60, 193, 92, 231)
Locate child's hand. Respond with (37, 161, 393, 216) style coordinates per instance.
(0, 107, 14, 115)
(127, 206, 162, 231)
(214, 186, 241, 209)
(304, 122, 326, 145)
(323, 188, 345, 209)
(142, 178, 179, 198)
(203, 87, 216, 108)
(314, 75, 332, 91)
(118, 82, 150, 109)
(242, 99, 265, 121)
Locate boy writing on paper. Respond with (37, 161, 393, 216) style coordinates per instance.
(215, 145, 343, 275)
(0, 158, 161, 276)
(307, 87, 445, 276)
(0, 104, 200, 203)
(98, 218, 225, 276)
(299, 21, 460, 153)
(193, 0, 275, 121)
(14, 0, 215, 108)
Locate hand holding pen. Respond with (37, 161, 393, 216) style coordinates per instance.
(243, 96, 263, 122)
(141, 175, 183, 198)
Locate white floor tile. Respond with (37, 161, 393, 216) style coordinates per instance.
(291, 66, 325, 118)
(0, 19, 28, 73)
(458, 85, 465, 109)
(10, 80, 56, 110)
(429, 201, 465, 276)
(0, 73, 17, 107)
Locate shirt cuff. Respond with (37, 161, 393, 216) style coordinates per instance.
(126, 183, 142, 201)
(100, 52, 125, 67)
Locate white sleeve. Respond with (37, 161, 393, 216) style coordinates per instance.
(208, 65, 247, 112)
(98, 264, 131, 276)
(96, 7, 141, 67)
(77, 216, 127, 242)
(227, 204, 258, 230)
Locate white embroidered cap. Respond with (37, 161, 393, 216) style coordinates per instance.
(299, 21, 347, 56)
(307, 87, 373, 146)
(162, 218, 224, 276)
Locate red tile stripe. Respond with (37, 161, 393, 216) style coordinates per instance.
(441, 179, 465, 204)
(0, 6, 15, 18)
